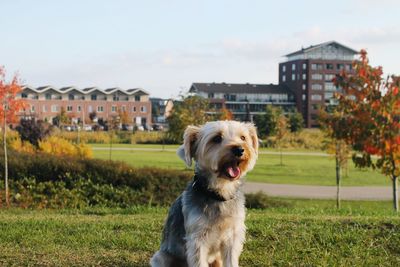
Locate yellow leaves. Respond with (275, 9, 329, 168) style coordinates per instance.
(38, 136, 92, 159)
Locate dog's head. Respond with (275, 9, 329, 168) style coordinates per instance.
(177, 120, 258, 180)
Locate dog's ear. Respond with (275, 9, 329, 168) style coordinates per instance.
(246, 123, 259, 154)
(177, 125, 200, 166)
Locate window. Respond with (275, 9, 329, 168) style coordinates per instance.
(67, 106, 73, 112)
(81, 96, 85, 100)
(121, 106, 126, 112)
(302, 63, 307, 70)
(30, 105, 35, 112)
(208, 93, 214, 98)
(45, 93, 52, 100)
(111, 106, 117, 112)
(325, 74, 335, 81)
(292, 64, 296, 71)
(302, 74, 306, 80)
(113, 95, 119, 101)
(141, 106, 146, 113)
(51, 105, 58, 112)
(337, 64, 344, 70)
(302, 84, 307, 90)
(291, 74, 296, 81)
(91, 94, 97, 101)
(326, 63, 334, 70)
(311, 94, 322, 101)
(324, 92, 334, 99)
(302, 94, 306, 101)
(345, 64, 352, 71)
(282, 65, 286, 72)
(311, 64, 317, 70)
(21, 93, 28, 98)
(135, 95, 141, 101)
(133, 106, 136, 112)
(68, 94, 75, 100)
(325, 82, 336, 91)
(311, 74, 323, 80)
(42, 105, 47, 112)
(77, 106, 81, 112)
(97, 106, 104, 112)
(282, 75, 286, 82)
(88, 105, 93, 112)
(312, 84, 323, 90)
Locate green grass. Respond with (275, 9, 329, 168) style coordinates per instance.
(0, 200, 399, 266)
(91, 145, 389, 186)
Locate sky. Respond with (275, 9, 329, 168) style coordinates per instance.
(1, 0, 399, 99)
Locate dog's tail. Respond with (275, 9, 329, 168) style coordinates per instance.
(150, 250, 187, 267)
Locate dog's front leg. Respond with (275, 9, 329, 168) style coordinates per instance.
(186, 236, 209, 267)
(222, 228, 245, 267)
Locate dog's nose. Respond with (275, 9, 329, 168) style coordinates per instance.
(232, 146, 244, 157)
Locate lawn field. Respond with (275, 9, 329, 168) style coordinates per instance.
(0, 199, 399, 266)
(91, 145, 389, 186)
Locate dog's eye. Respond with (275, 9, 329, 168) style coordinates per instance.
(240, 136, 246, 141)
(212, 135, 222, 143)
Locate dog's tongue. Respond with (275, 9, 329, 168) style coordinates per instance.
(227, 166, 241, 179)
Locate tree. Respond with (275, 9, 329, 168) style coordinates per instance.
(218, 107, 233, 120)
(167, 95, 211, 142)
(253, 105, 282, 138)
(319, 109, 351, 209)
(288, 111, 304, 132)
(53, 107, 70, 128)
(276, 115, 289, 166)
(0, 67, 25, 207)
(333, 50, 400, 211)
(16, 118, 53, 147)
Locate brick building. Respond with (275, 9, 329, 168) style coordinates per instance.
(18, 85, 152, 128)
(279, 41, 358, 127)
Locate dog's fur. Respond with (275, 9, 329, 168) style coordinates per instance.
(151, 121, 258, 267)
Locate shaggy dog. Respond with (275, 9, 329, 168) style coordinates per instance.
(151, 121, 258, 267)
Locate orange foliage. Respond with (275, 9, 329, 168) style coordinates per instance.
(0, 66, 26, 124)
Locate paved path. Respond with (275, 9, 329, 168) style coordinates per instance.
(243, 182, 392, 200)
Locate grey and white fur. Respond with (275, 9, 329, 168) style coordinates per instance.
(151, 121, 258, 267)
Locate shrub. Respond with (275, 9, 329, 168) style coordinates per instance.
(38, 136, 93, 158)
(0, 149, 192, 208)
(245, 192, 292, 209)
(265, 129, 327, 150)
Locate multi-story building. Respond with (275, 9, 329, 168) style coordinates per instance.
(279, 41, 358, 127)
(18, 85, 152, 128)
(189, 83, 296, 121)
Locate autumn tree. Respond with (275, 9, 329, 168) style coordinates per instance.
(319, 109, 351, 209)
(167, 95, 212, 143)
(16, 118, 53, 147)
(333, 50, 400, 211)
(0, 67, 25, 207)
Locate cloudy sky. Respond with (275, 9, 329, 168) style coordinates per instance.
(1, 0, 399, 98)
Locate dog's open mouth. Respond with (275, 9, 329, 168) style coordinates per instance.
(222, 161, 241, 180)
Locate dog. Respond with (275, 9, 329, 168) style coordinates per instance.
(150, 120, 258, 267)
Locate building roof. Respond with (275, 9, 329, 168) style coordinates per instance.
(190, 82, 293, 95)
(284, 41, 358, 57)
(21, 85, 150, 96)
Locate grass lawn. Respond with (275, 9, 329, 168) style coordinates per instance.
(91, 145, 389, 186)
(0, 199, 399, 266)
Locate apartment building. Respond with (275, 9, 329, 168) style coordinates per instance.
(279, 41, 358, 127)
(18, 85, 152, 128)
(189, 82, 296, 121)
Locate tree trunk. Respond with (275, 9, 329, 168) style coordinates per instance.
(336, 155, 341, 209)
(3, 114, 9, 207)
(335, 143, 341, 209)
(393, 175, 398, 212)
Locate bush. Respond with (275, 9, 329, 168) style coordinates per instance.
(245, 192, 292, 209)
(38, 136, 93, 158)
(0, 149, 192, 208)
(265, 129, 327, 150)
